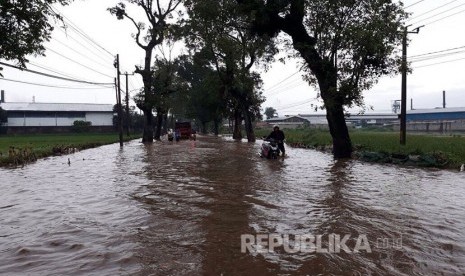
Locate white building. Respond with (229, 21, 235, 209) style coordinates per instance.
(0, 101, 114, 133)
(265, 113, 398, 129)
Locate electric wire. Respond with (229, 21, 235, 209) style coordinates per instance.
(274, 98, 317, 110)
(0, 62, 114, 86)
(406, 0, 459, 22)
(405, 0, 427, 9)
(48, 5, 115, 59)
(28, 61, 86, 81)
(420, 7, 465, 26)
(264, 70, 301, 91)
(279, 100, 317, 111)
(0, 78, 114, 89)
(44, 47, 114, 79)
(414, 56, 465, 68)
(409, 45, 465, 58)
(409, 2, 465, 26)
(267, 77, 303, 94)
(54, 25, 115, 66)
(51, 37, 113, 70)
(410, 50, 465, 62)
(267, 82, 306, 97)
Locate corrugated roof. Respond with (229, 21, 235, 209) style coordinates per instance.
(266, 115, 328, 124)
(0, 102, 113, 112)
(407, 107, 465, 114)
(346, 114, 398, 120)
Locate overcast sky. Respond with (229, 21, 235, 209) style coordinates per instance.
(1, 0, 464, 116)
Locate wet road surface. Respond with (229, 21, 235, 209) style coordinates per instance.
(1, 136, 464, 275)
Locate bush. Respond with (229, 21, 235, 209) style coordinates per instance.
(72, 120, 92, 133)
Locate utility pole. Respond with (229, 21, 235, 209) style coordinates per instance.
(400, 25, 423, 145)
(443, 90, 446, 108)
(124, 72, 134, 137)
(115, 54, 123, 147)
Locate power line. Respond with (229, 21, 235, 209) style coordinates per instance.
(280, 100, 316, 111)
(409, 45, 465, 58)
(44, 46, 114, 79)
(407, 0, 459, 22)
(28, 61, 85, 80)
(414, 56, 465, 68)
(267, 82, 306, 97)
(54, 25, 114, 66)
(49, 5, 115, 59)
(0, 62, 114, 86)
(405, 0, 427, 9)
(266, 77, 304, 96)
(274, 98, 317, 110)
(409, 2, 465, 26)
(0, 77, 114, 89)
(410, 50, 465, 62)
(51, 37, 112, 70)
(267, 77, 302, 93)
(421, 7, 465, 26)
(265, 70, 301, 91)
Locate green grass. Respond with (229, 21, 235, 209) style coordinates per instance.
(256, 128, 465, 168)
(0, 133, 139, 166)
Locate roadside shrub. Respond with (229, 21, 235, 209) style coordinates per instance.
(72, 120, 92, 133)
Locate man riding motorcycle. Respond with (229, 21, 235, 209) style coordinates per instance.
(266, 125, 285, 156)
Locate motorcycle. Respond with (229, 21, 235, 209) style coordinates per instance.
(260, 138, 280, 159)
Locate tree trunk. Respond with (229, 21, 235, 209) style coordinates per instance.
(232, 109, 242, 140)
(319, 78, 352, 158)
(242, 106, 256, 142)
(154, 111, 163, 141)
(162, 113, 168, 135)
(201, 121, 207, 134)
(269, 11, 353, 158)
(325, 100, 352, 158)
(213, 119, 219, 136)
(140, 48, 154, 143)
(142, 108, 154, 143)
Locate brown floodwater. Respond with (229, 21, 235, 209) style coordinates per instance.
(0, 136, 464, 275)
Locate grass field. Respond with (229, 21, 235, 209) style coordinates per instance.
(256, 128, 465, 168)
(0, 133, 138, 166)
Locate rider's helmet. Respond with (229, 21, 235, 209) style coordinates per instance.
(273, 124, 279, 130)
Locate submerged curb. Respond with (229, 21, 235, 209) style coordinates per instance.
(288, 142, 457, 170)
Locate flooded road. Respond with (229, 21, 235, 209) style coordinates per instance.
(1, 136, 464, 275)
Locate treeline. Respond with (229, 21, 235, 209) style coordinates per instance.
(2, 0, 408, 158)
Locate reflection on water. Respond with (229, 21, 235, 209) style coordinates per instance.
(1, 136, 464, 275)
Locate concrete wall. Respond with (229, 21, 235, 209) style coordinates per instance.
(393, 120, 465, 132)
(86, 112, 113, 126)
(7, 112, 112, 127)
(7, 115, 86, 127)
(6, 126, 115, 134)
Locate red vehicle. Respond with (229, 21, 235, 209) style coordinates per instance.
(175, 122, 192, 140)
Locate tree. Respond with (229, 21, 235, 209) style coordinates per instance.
(112, 103, 145, 133)
(184, 0, 275, 142)
(151, 56, 187, 140)
(264, 107, 277, 119)
(177, 53, 226, 135)
(236, 0, 406, 158)
(132, 55, 190, 139)
(0, 0, 71, 76)
(109, 0, 183, 143)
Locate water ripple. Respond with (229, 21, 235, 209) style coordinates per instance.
(1, 137, 464, 275)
